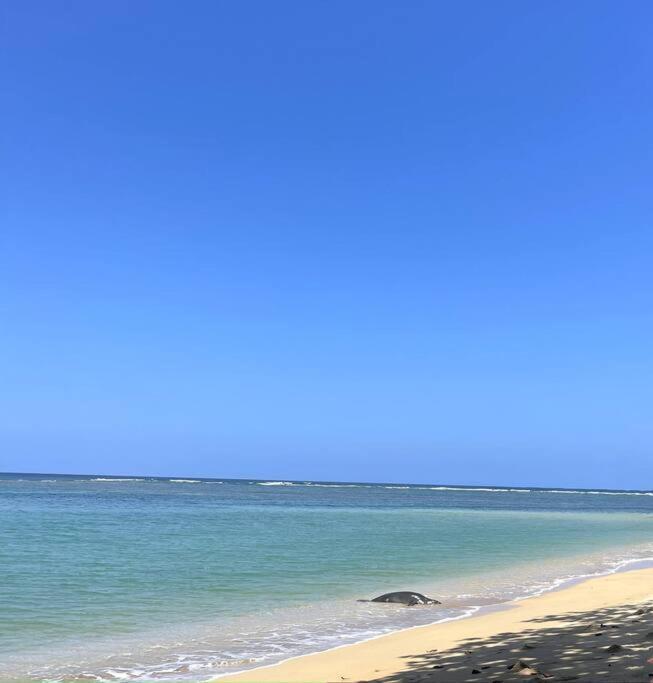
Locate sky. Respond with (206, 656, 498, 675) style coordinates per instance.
(2, 1, 652, 488)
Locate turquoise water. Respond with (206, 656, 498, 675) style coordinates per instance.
(3, 474, 653, 680)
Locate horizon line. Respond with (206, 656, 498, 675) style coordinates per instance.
(1, 471, 651, 494)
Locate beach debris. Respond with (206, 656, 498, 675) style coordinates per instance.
(505, 659, 547, 677)
(507, 659, 528, 670)
(606, 643, 625, 654)
(636, 607, 653, 615)
(359, 591, 441, 606)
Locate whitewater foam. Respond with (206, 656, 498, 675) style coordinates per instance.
(91, 478, 145, 482)
(257, 481, 296, 486)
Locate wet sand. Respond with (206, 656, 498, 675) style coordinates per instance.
(217, 567, 653, 682)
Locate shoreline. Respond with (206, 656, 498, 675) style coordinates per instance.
(216, 564, 653, 682)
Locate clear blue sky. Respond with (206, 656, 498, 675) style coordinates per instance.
(2, 1, 652, 488)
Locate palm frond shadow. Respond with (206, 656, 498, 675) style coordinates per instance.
(360, 601, 653, 683)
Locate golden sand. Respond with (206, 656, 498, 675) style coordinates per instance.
(218, 567, 653, 682)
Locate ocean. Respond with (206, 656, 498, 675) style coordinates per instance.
(3, 472, 653, 681)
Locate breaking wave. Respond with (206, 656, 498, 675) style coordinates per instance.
(257, 481, 297, 486)
(91, 478, 145, 482)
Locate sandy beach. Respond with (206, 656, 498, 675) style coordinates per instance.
(218, 567, 653, 682)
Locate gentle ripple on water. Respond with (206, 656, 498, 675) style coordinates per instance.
(3, 474, 653, 680)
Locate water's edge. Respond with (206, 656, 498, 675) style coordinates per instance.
(212, 555, 653, 681)
(6, 475, 653, 681)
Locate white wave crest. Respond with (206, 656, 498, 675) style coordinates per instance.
(257, 481, 297, 486)
(304, 483, 371, 488)
(91, 478, 144, 482)
(422, 486, 532, 493)
(91, 477, 145, 481)
(249, 481, 653, 496)
(547, 489, 653, 496)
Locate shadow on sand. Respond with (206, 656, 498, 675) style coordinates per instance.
(362, 601, 653, 682)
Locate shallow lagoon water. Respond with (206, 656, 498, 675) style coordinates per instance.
(3, 474, 653, 680)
